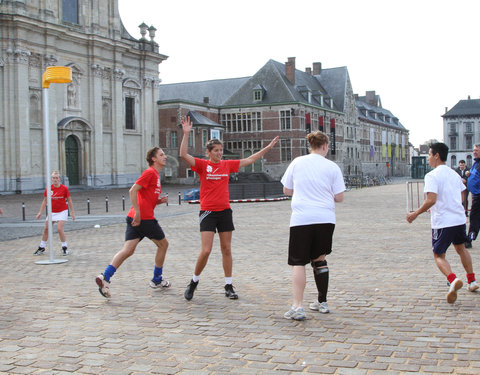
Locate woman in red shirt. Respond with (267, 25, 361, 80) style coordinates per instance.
(180, 115, 278, 300)
(34, 171, 75, 256)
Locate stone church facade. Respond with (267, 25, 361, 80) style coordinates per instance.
(0, 0, 166, 193)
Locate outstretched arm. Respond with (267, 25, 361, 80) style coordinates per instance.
(239, 136, 279, 168)
(179, 116, 196, 168)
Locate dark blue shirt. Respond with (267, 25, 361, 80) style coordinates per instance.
(467, 159, 480, 194)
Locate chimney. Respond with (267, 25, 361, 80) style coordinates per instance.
(312, 62, 322, 75)
(305, 67, 312, 75)
(468, 95, 471, 100)
(445, 107, 448, 113)
(285, 57, 296, 85)
(366, 90, 376, 106)
(203, 97, 209, 104)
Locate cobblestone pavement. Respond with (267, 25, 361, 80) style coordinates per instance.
(1, 183, 480, 374)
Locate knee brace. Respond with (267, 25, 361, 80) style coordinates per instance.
(311, 260, 328, 275)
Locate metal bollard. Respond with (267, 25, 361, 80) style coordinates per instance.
(87, 198, 90, 214)
(178, 192, 181, 205)
(22, 202, 25, 221)
(122, 195, 125, 211)
(166, 193, 168, 206)
(105, 196, 109, 213)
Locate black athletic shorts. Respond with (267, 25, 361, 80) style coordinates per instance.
(431, 224, 467, 254)
(199, 209, 234, 233)
(288, 223, 335, 265)
(125, 216, 165, 241)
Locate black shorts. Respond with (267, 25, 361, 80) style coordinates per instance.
(288, 223, 335, 265)
(432, 224, 467, 254)
(125, 216, 165, 241)
(199, 209, 234, 233)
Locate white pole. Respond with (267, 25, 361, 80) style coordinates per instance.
(36, 87, 67, 264)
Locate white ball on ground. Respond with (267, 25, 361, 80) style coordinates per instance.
(94, 224, 100, 229)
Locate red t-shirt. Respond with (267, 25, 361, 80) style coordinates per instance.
(127, 167, 161, 220)
(192, 158, 240, 211)
(43, 184, 70, 213)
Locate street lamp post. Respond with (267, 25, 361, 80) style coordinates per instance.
(36, 66, 72, 265)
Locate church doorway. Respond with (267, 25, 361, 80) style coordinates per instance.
(65, 135, 80, 185)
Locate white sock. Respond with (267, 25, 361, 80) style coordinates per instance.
(192, 274, 200, 282)
(62, 242, 67, 248)
(40, 241, 46, 248)
(225, 277, 232, 285)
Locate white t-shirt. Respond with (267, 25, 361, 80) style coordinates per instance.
(424, 164, 466, 229)
(281, 153, 345, 227)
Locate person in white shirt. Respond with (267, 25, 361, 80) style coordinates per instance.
(281, 131, 345, 320)
(407, 142, 479, 303)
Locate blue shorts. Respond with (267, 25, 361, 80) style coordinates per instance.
(431, 224, 467, 254)
(125, 216, 165, 242)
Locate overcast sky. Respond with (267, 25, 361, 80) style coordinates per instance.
(119, 0, 480, 147)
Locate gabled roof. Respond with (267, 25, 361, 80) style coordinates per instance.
(186, 110, 223, 128)
(443, 99, 480, 118)
(158, 77, 249, 106)
(223, 59, 338, 110)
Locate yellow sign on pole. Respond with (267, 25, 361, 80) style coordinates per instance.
(42, 66, 72, 88)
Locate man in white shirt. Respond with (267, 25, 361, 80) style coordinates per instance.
(407, 142, 478, 303)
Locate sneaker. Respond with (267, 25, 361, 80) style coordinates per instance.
(309, 301, 330, 313)
(184, 279, 198, 300)
(447, 278, 463, 303)
(224, 284, 239, 299)
(467, 280, 479, 292)
(284, 306, 306, 320)
(465, 241, 472, 249)
(62, 246, 69, 256)
(33, 247, 45, 256)
(95, 274, 111, 298)
(468, 232, 477, 242)
(149, 278, 171, 289)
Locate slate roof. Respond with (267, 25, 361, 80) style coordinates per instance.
(158, 77, 249, 106)
(443, 99, 480, 118)
(316, 67, 349, 112)
(356, 99, 405, 130)
(186, 110, 223, 128)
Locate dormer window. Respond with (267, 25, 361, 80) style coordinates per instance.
(253, 84, 265, 102)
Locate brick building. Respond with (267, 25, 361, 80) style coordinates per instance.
(157, 57, 409, 182)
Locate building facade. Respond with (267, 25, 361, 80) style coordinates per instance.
(443, 97, 480, 168)
(157, 57, 409, 182)
(0, 0, 166, 193)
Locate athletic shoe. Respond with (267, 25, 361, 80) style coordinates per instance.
(184, 279, 198, 300)
(467, 280, 479, 292)
(62, 246, 69, 256)
(95, 274, 111, 298)
(447, 278, 463, 303)
(34, 246, 45, 255)
(468, 232, 477, 242)
(465, 241, 472, 249)
(284, 306, 306, 320)
(224, 284, 238, 299)
(149, 278, 171, 289)
(309, 301, 330, 313)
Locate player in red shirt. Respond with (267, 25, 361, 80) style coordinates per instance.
(95, 147, 170, 298)
(180, 115, 278, 300)
(34, 171, 75, 256)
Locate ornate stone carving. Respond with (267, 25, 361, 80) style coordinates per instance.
(44, 54, 58, 66)
(113, 68, 125, 80)
(91, 63, 104, 78)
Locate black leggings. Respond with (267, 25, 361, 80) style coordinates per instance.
(468, 194, 480, 236)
